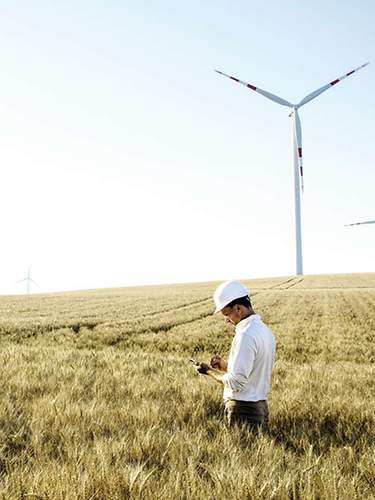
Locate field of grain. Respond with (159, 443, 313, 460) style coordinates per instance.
(0, 273, 374, 499)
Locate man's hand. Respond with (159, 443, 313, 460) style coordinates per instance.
(196, 362, 210, 375)
(210, 355, 227, 372)
(189, 359, 210, 375)
(191, 359, 224, 386)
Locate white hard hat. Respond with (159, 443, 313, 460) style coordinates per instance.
(213, 280, 249, 313)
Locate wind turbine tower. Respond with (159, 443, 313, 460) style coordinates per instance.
(216, 62, 369, 275)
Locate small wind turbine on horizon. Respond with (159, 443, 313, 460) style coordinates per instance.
(215, 62, 369, 276)
(345, 220, 375, 226)
(17, 266, 36, 294)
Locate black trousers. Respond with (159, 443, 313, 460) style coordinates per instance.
(224, 399, 269, 432)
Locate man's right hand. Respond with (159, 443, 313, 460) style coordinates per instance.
(210, 355, 227, 372)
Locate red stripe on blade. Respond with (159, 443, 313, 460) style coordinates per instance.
(230, 76, 239, 82)
(247, 84, 257, 91)
(300, 167, 303, 176)
(330, 79, 340, 85)
(298, 147, 302, 158)
(346, 70, 355, 76)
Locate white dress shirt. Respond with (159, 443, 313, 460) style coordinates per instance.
(222, 314, 276, 402)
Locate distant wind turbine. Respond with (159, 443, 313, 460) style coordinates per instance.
(215, 62, 369, 275)
(17, 266, 36, 294)
(345, 220, 375, 226)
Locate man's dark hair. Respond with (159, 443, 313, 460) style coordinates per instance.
(226, 295, 252, 309)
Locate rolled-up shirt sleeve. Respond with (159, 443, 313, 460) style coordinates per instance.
(221, 333, 256, 392)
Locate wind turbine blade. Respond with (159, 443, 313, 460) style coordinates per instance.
(293, 109, 304, 192)
(345, 220, 375, 226)
(297, 62, 369, 108)
(17, 278, 27, 283)
(215, 70, 293, 107)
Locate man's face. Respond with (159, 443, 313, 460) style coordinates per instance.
(221, 304, 242, 325)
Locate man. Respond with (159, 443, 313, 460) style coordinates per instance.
(195, 280, 276, 432)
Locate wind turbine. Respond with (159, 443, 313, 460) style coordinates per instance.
(17, 266, 36, 294)
(345, 220, 375, 226)
(216, 62, 369, 275)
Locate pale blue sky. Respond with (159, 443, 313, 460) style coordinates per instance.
(1, 1, 374, 294)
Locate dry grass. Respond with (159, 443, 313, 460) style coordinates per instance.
(0, 273, 374, 499)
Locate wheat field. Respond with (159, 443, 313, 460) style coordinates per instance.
(0, 273, 374, 499)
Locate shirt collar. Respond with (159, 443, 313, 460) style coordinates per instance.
(235, 313, 260, 333)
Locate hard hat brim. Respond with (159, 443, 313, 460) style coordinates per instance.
(214, 303, 227, 314)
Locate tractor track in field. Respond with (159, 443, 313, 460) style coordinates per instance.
(252, 276, 304, 292)
(141, 297, 212, 319)
(132, 277, 308, 336)
(268, 276, 304, 289)
(268, 277, 299, 289)
(283, 277, 304, 289)
(95, 278, 309, 339)
(141, 277, 306, 320)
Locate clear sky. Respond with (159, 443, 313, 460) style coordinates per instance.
(1, 0, 374, 295)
